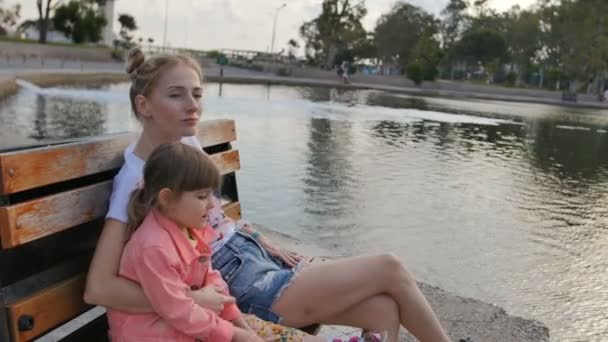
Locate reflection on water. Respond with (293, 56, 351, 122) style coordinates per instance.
(2, 83, 608, 340)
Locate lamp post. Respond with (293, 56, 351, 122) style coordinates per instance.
(162, 0, 169, 51)
(270, 3, 287, 54)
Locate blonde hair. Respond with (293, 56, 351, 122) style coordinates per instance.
(125, 47, 203, 118)
(126, 142, 221, 234)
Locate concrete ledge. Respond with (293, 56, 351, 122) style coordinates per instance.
(0, 72, 128, 101)
(0, 76, 17, 99)
(16, 72, 128, 88)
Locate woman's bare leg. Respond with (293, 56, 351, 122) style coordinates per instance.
(271, 254, 450, 342)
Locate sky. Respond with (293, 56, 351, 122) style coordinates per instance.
(8, 0, 537, 52)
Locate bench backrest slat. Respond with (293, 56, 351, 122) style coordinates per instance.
(0, 119, 237, 195)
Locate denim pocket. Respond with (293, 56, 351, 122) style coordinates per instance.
(247, 303, 281, 324)
(212, 245, 244, 285)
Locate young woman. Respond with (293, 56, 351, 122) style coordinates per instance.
(84, 48, 450, 342)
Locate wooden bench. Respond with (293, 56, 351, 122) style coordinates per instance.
(0, 119, 242, 341)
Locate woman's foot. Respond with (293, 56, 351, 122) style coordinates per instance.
(330, 331, 387, 342)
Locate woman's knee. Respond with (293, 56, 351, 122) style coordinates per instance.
(376, 254, 416, 288)
(372, 294, 401, 328)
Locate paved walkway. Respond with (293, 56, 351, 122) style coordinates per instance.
(1, 60, 607, 110)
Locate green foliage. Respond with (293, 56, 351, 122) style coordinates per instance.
(406, 63, 423, 85)
(53, 1, 106, 43)
(411, 28, 443, 82)
(351, 35, 376, 60)
(455, 29, 507, 65)
(505, 71, 517, 86)
(207, 50, 220, 59)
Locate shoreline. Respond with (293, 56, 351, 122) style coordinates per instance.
(256, 224, 550, 341)
(1, 68, 607, 111)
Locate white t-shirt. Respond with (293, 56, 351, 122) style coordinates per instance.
(105, 136, 238, 251)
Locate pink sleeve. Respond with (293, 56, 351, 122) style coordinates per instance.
(205, 266, 242, 321)
(135, 247, 234, 342)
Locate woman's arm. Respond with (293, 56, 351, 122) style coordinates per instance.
(135, 246, 235, 341)
(85, 219, 233, 313)
(83, 218, 153, 312)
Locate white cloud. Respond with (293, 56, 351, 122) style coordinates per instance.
(6, 0, 539, 52)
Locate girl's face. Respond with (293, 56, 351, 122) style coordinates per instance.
(166, 188, 215, 229)
(138, 63, 203, 140)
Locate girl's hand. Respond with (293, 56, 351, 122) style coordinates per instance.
(188, 285, 236, 313)
(232, 316, 251, 330)
(232, 326, 263, 342)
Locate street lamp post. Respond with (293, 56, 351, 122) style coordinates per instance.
(270, 3, 287, 54)
(162, 0, 169, 52)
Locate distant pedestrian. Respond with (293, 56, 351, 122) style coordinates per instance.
(341, 60, 350, 84)
(603, 88, 608, 103)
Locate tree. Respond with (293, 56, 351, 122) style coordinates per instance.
(299, 0, 367, 67)
(542, 0, 608, 93)
(411, 28, 443, 81)
(117, 13, 137, 48)
(0, 1, 21, 35)
(36, 0, 62, 43)
(374, 3, 438, 70)
(440, 0, 469, 49)
(452, 28, 508, 81)
(53, 1, 106, 43)
(287, 38, 299, 60)
(501, 7, 542, 84)
(351, 33, 376, 61)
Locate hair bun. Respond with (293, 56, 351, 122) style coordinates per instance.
(126, 47, 145, 74)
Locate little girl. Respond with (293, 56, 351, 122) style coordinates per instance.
(106, 142, 260, 341)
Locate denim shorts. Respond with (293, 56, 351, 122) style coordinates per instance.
(211, 232, 302, 323)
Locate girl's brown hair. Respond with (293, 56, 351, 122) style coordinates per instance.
(125, 47, 203, 118)
(126, 142, 221, 234)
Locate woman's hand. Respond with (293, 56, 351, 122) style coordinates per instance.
(239, 222, 304, 268)
(189, 285, 236, 313)
(232, 326, 263, 342)
(257, 235, 303, 268)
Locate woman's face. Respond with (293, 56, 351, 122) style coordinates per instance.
(139, 63, 203, 140)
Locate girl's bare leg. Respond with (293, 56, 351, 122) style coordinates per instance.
(271, 254, 450, 342)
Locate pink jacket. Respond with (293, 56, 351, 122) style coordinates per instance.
(107, 209, 241, 342)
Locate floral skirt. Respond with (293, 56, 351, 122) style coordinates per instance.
(244, 314, 308, 342)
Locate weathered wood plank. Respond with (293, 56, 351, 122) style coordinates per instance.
(0, 182, 112, 249)
(8, 274, 89, 342)
(0, 135, 129, 196)
(196, 119, 237, 149)
(210, 150, 240, 176)
(222, 201, 242, 220)
(0, 150, 239, 249)
(0, 120, 236, 195)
